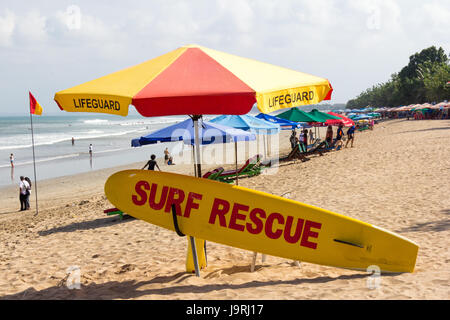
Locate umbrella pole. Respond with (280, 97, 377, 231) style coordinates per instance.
(263, 135, 267, 159)
(192, 145, 196, 177)
(193, 116, 202, 178)
(235, 141, 238, 185)
(191, 115, 202, 277)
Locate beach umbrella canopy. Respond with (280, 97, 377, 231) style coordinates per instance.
(54, 44, 333, 117)
(209, 114, 280, 135)
(308, 109, 341, 122)
(325, 112, 355, 127)
(209, 115, 279, 166)
(433, 101, 449, 109)
(131, 118, 256, 147)
(276, 108, 321, 123)
(352, 115, 372, 121)
(255, 113, 301, 130)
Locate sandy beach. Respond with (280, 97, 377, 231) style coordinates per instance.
(0, 119, 449, 300)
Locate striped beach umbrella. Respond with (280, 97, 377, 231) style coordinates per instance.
(54, 44, 332, 116)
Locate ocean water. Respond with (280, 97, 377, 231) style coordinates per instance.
(0, 114, 190, 188)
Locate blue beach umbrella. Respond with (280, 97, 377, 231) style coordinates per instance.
(352, 115, 372, 121)
(209, 114, 280, 161)
(132, 118, 255, 147)
(255, 113, 301, 130)
(209, 114, 280, 134)
(131, 117, 256, 183)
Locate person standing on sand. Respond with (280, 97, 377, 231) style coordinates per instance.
(345, 125, 356, 148)
(19, 176, 30, 211)
(336, 124, 344, 140)
(309, 129, 314, 144)
(24, 177, 32, 210)
(164, 147, 170, 164)
(326, 125, 333, 146)
(335, 124, 344, 149)
(289, 130, 297, 150)
(303, 128, 308, 151)
(72, 137, 75, 145)
(142, 154, 161, 171)
(10, 153, 14, 168)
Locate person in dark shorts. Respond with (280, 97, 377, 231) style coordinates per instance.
(142, 154, 161, 171)
(325, 125, 333, 146)
(335, 123, 344, 150)
(335, 124, 344, 149)
(346, 125, 356, 148)
(164, 147, 170, 164)
(289, 130, 297, 150)
(19, 176, 30, 211)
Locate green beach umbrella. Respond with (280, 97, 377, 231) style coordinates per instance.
(277, 108, 321, 122)
(308, 109, 341, 122)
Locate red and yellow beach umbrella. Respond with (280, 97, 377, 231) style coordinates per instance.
(54, 44, 332, 116)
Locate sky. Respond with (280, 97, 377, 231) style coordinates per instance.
(0, 0, 449, 115)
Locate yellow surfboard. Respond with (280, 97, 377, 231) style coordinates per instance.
(105, 170, 418, 273)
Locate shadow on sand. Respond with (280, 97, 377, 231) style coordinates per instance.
(38, 214, 136, 237)
(1, 270, 385, 300)
(395, 124, 450, 134)
(396, 214, 450, 233)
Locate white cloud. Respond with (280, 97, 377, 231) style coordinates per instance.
(15, 10, 48, 44)
(422, 2, 450, 34)
(0, 10, 15, 47)
(53, 8, 117, 43)
(217, 0, 254, 33)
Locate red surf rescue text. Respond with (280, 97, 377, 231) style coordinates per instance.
(131, 180, 322, 249)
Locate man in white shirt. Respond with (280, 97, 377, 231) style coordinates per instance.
(19, 176, 30, 211)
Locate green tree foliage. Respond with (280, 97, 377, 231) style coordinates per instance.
(347, 46, 450, 108)
(422, 62, 450, 102)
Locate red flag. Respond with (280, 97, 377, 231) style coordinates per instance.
(29, 91, 43, 115)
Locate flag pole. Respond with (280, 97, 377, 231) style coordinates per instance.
(29, 109, 39, 215)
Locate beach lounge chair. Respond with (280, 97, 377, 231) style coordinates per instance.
(285, 143, 310, 162)
(202, 167, 225, 180)
(316, 139, 338, 152)
(104, 207, 125, 220)
(357, 125, 369, 132)
(217, 154, 263, 182)
(304, 140, 329, 156)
